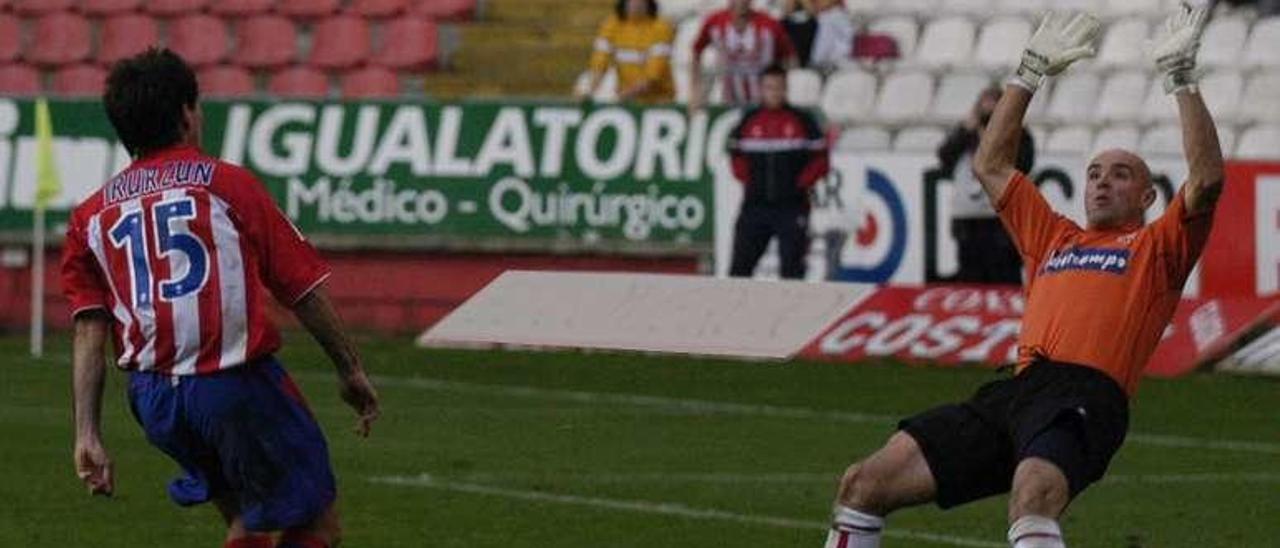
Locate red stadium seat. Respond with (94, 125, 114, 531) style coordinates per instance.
(341, 66, 399, 98)
(27, 12, 92, 67)
(10, 0, 74, 16)
(208, 0, 274, 16)
(168, 15, 229, 68)
(410, 0, 475, 21)
(350, 0, 409, 17)
(52, 64, 108, 96)
(852, 34, 901, 63)
(0, 15, 21, 64)
(198, 65, 256, 97)
(308, 15, 371, 70)
(371, 17, 438, 70)
(276, 0, 340, 19)
(97, 14, 161, 66)
(233, 15, 298, 69)
(0, 64, 41, 95)
(145, 0, 210, 16)
(82, 0, 145, 16)
(267, 66, 329, 98)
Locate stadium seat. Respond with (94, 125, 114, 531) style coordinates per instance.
(1101, 0, 1158, 17)
(893, 126, 947, 151)
(267, 66, 330, 98)
(277, 0, 341, 19)
(942, 0, 991, 16)
(168, 15, 230, 68)
(83, 0, 144, 15)
(1200, 70, 1244, 123)
(1094, 17, 1148, 69)
(97, 15, 161, 67)
(1045, 125, 1093, 154)
(1048, 0, 1100, 11)
(52, 64, 107, 96)
(1199, 16, 1249, 69)
(886, 0, 935, 16)
(371, 17, 439, 70)
(1235, 125, 1280, 159)
(973, 17, 1032, 71)
(659, 0, 702, 20)
(1242, 17, 1280, 68)
(836, 127, 891, 151)
(1239, 72, 1280, 123)
(198, 65, 256, 97)
(1138, 124, 1180, 156)
(341, 66, 401, 98)
(308, 15, 371, 70)
(821, 69, 877, 124)
(1044, 72, 1100, 124)
(914, 16, 975, 69)
(208, 0, 273, 16)
(0, 64, 41, 95)
(851, 34, 900, 64)
(233, 16, 298, 69)
(410, 0, 475, 21)
(1091, 125, 1140, 154)
(868, 16, 918, 58)
(1096, 71, 1149, 124)
(930, 72, 990, 122)
(998, 0, 1049, 15)
(673, 18, 701, 67)
(145, 0, 209, 15)
(10, 0, 74, 15)
(787, 68, 822, 108)
(0, 15, 21, 64)
(1139, 80, 1178, 123)
(350, 0, 410, 17)
(27, 12, 92, 67)
(874, 71, 933, 123)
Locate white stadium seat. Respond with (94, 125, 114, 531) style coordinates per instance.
(1101, 0, 1159, 17)
(875, 70, 934, 123)
(1219, 126, 1238, 158)
(1200, 70, 1244, 123)
(1140, 81, 1178, 124)
(974, 17, 1032, 71)
(1045, 72, 1101, 123)
(894, 125, 947, 151)
(869, 16, 919, 58)
(659, 0, 702, 21)
(1049, 0, 1100, 11)
(941, 0, 989, 15)
(1046, 125, 1094, 154)
(1094, 17, 1148, 69)
(837, 126, 892, 151)
(1243, 17, 1280, 68)
(822, 69, 878, 123)
(915, 16, 975, 68)
(673, 18, 700, 67)
(1239, 72, 1280, 124)
(999, 0, 1049, 15)
(1096, 70, 1149, 124)
(1235, 125, 1280, 160)
(930, 72, 991, 122)
(885, 0, 936, 16)
(1092, 125, 1141, 154)
(788, 68, 823, 108)
(1139, 124, 1181, 156)
(1200, 16, 1249, 69)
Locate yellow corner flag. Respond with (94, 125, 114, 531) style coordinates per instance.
(34, 98, 62, 210)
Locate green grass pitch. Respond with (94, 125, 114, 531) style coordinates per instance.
(1, 332, 1276, 547)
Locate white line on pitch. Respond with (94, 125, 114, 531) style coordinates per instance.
(369, 474, 1004, 548)
(389, 470, 1280, 486)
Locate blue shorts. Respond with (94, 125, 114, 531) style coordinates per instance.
(127, 356, 336, 532)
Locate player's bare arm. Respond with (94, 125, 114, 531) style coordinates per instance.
(293, 286, 380, 437)
(71, 310, 113, 497)
(973, 11, 1100, 203)
(1149, 3, 1224, 215)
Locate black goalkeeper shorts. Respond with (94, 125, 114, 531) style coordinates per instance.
(899, 359, 1129, 509)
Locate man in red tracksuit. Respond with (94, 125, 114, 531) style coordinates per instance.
(727, 64, 830, 279)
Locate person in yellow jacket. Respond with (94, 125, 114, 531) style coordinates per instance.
(577, 0, 675, 104)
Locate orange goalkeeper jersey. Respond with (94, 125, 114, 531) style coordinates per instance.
(588, 14, 675, 103)
(996, 172, 1214, 396)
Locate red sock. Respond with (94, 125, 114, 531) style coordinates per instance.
(276, 530, 328, 548)
(225, 536, 273, 548)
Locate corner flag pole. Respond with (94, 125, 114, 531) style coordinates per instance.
(31, 98, 61, 359)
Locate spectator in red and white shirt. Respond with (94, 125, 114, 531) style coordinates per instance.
(689, 0, 798, 110)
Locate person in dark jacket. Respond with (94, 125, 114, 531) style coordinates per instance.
(727, 64, 830, 279)
(938, 86, 1035, 284)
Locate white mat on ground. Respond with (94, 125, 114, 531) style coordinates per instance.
(417, 271, 875, 359)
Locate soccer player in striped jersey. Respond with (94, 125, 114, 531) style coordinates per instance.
(62, 48, 379, 548)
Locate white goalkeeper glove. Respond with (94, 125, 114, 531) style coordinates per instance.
(1010, 11, 1102, 92)
(1148, 2, 1209, 94)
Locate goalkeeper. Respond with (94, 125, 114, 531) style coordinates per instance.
(821, 5, 1224, 547)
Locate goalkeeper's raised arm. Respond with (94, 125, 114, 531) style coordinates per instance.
(973, 11, 1101, 202)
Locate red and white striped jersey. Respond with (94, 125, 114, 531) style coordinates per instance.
(693, 9, 795, 105)
(61, 144, 329, 375)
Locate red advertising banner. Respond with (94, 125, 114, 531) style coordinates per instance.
(1198, 161, 1280, 299)
(800, 285, 1279, 378)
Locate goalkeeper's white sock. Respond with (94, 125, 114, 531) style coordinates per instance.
(823, 505, 884, 548)
(1008, 515, 1066, 548)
